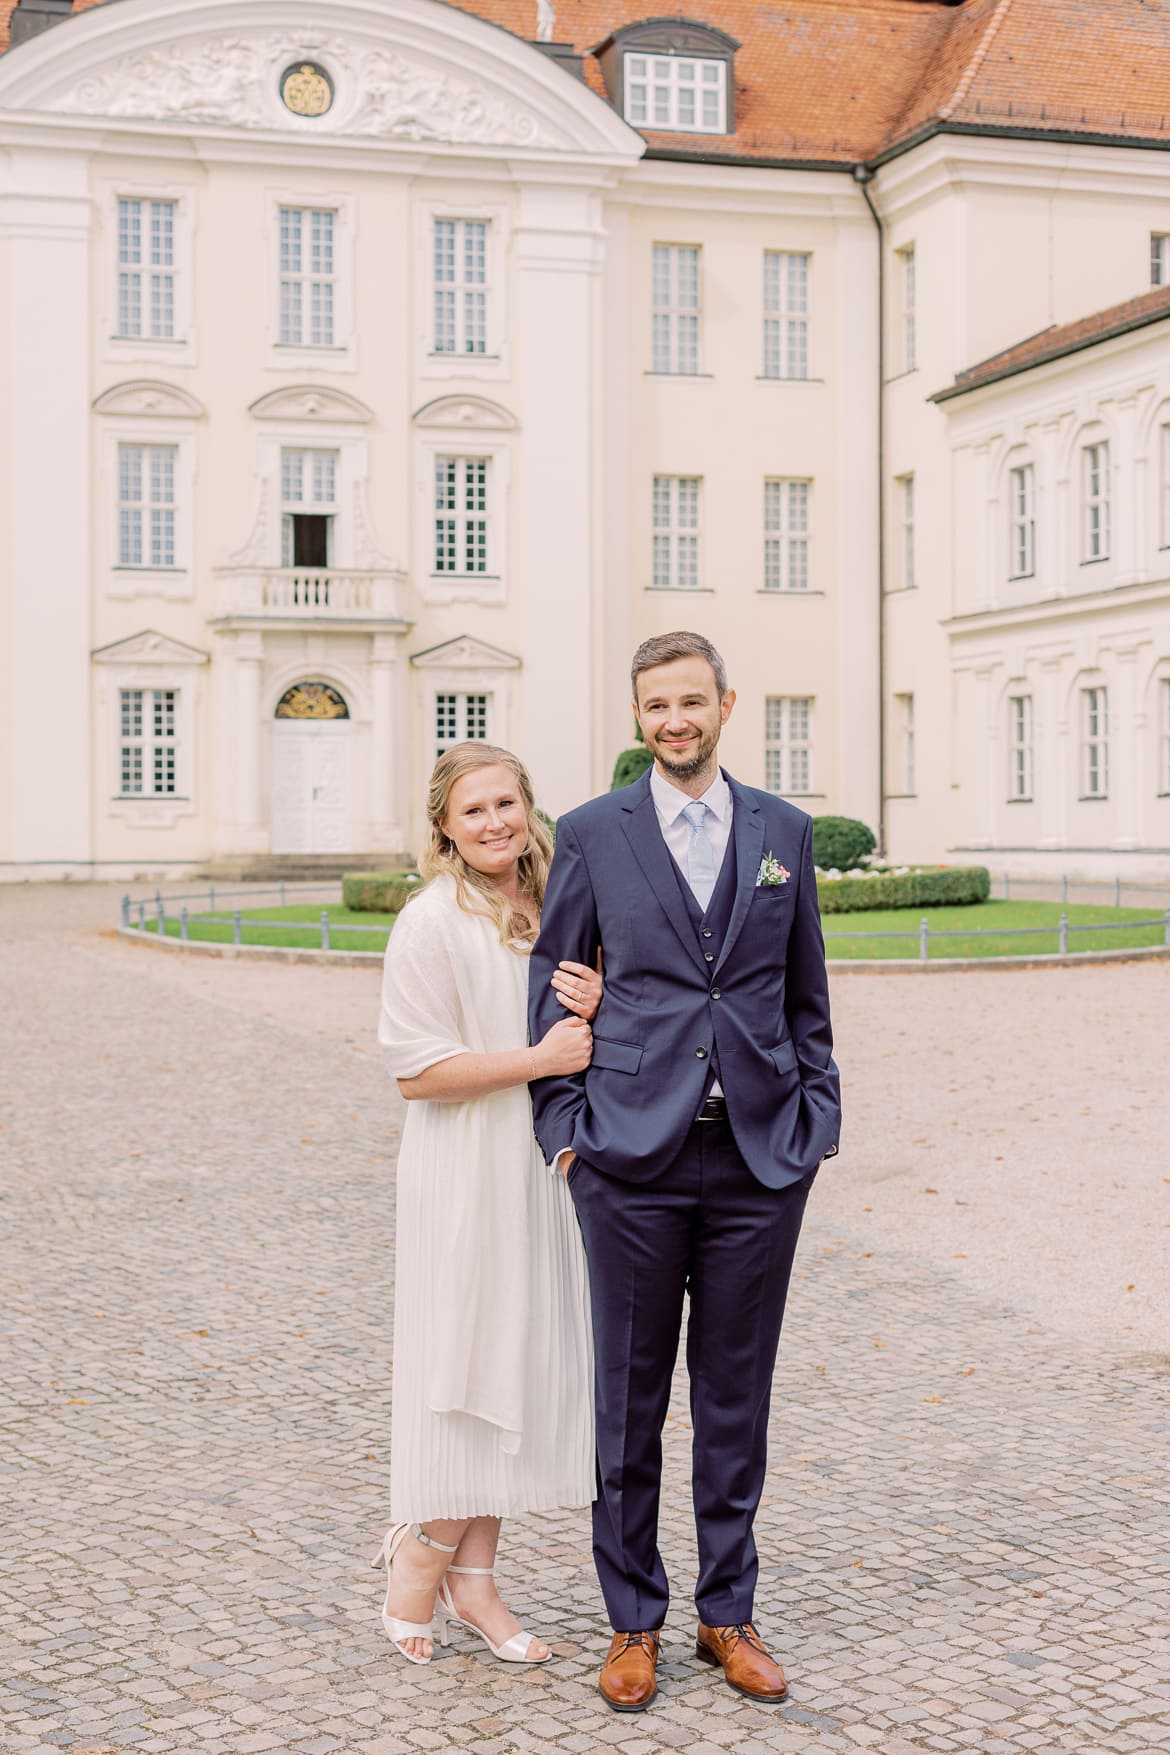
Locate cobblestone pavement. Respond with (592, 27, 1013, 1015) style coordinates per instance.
(2, 908, 1169, 1754)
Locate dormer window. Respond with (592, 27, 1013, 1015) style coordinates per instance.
(594, 20, 739, 137)
(625, 54, 726, 132)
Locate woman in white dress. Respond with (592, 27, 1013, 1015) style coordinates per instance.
(375, 742, 600, 1667)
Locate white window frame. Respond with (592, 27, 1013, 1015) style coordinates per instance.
(103, 182, 194, 365)
(1009, 463, 1036, 579)
(431, 218, 490, 358)
(101, 417, 196, 600)
(898, 473, 916, 589)
(651, 475, 702, 590)
(118, 442, 178, 571)
(266, 190, 355, 371)
(651, 244, 701, 375)
(898, 244, 917, 373)
(1007, 693, 1034, 802)
(1081, 685, 1109, 798)
(416, 432, 511, 606)
(1152, 233, 1170, 287)
(624, 52, 727, 133)
(418, 200, 508, 381)
(117, 686, 181, 800)
(433, 455, 491, 580)
(279, 447, 339, 568)
(895, 692, 916, 795)
(762, 252, 810, 380)
(1159, 676, 1170, 796)
(1082, 441, 1111, 563)
(278, 205, 337, 349)
(434, 690, 491, 761)
(93, 638, 205, 829)
(763, 479, 811, 592)
(764, 696, 814, 796)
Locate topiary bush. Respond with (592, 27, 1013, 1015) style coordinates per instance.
(342, 871, 422, 913)
(812, 815, 877, 871)
(816, 865, 991, 914)
(611, 745, 654, 790)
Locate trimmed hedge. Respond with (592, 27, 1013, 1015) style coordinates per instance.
(611, 745, 654, 790)
(812, 815, 877, 871)
(817, 865, 991, 914)
(342, 870, 422, 913)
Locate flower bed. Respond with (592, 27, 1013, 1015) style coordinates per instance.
(815, 864, 990, 913)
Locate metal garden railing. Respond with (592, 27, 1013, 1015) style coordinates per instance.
(824, 909, 1170, 960)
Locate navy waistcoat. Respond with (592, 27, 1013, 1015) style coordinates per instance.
(666, 819, 738, 1088)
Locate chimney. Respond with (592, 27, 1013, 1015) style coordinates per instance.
(9, 0, 75, 49)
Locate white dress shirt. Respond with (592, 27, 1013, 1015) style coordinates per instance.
(550, 766, 734, 1171)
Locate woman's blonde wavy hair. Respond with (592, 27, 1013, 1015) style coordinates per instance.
(417, 741, 553, 949)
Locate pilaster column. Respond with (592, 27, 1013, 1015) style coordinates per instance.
(1112, 644, 1142, 849)
(369, 634, 406, 853)
(1037, 657, 1065, 849)
(1036, 421, 1062, 601)
(972, 666, 995, 847)
(0, 148, 92, 870)
(234, 633, 264, 844)
(1113, 395, 1139, 586)
(512, 173, 604, 816)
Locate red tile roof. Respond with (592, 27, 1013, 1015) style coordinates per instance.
(934, 283, 1170, 400)
(4, 0, 1170, 166)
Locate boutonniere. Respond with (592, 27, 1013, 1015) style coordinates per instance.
(756, 852, 790, 887)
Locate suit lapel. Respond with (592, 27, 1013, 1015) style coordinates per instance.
(620, 778, 709, 976)
(713, 775, 765, 977)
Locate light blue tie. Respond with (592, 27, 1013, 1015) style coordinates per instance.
(682, 800, 717, 912)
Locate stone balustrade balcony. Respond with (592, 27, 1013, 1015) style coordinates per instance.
(213, 567, 409, 630)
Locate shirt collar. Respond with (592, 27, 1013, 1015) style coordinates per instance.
(650, 764, 731, 826)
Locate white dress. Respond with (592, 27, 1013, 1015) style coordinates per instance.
(378, 873, 594, 1522)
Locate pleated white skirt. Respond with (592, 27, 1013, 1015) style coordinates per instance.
(389, 1117, 595, 1523)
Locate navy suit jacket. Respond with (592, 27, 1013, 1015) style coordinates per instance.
(528, 768, 841, 1189)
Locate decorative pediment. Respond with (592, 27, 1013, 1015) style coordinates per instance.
(411, 635, 521, 671)
(413, 395, 518, 432)
(92, 630, 209, 666)
(0, 0, 644, 161)
(249, 386, 374, 424)
(93, 380, 205, 419)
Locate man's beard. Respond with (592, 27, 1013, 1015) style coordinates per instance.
(651, 725, 720, 780)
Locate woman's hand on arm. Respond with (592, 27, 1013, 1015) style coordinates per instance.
(550, 951, 603, 1022)
(397, 1017, 593, 1103)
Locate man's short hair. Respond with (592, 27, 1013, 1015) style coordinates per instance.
(631, 631, 729, 702)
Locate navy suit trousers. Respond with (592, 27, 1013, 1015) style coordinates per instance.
(568, 1119, 815, 1631)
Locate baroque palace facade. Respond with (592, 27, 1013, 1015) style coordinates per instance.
(2, 0, 1170, 878)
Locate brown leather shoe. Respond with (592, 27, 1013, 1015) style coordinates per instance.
(598, 1629, 661, 1711)
(696, 1621, 788, 1702)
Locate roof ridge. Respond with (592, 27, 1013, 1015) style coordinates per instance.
(937, 0, 1016, 123)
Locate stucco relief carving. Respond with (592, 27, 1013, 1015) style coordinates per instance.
(92, 630, 209, 666)
(224, 480, 271, 568)
(51, 32, 557, 148)
(248, 386, 373, 423)
(94, 381, 205, 419)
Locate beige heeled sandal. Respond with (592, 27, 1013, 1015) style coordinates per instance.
(435, 1562, 552, 1664)
(372, 1523, 459, 1664)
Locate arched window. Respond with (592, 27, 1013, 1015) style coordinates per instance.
(274, 681, 349, 720)
(593, 19, 739, 136)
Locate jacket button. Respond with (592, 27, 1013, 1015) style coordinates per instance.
(702, 929, 713, 938)
(695, 1047, 707, 1059)
(704, 952, 714, 962)
(710, 988, 721, 1000)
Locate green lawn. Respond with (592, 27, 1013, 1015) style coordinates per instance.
(820, 898, 1167, 959)
(126, 896, 1168, 959)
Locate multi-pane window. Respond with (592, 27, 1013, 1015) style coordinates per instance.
(762, 252, 809, 380)
(434, 456, 489, 575)
(433, 219, 488, 355)
(651, 244, 700, 374)
(764, 479, 811, 592)
(435, 692, 489, 759)
(1082, 442, 1110, 561)
(1009, 464, 1036, 578)
(652, 475, 700, 589)
(1152, 234, 1170, 287)
(899, 474, 916, 589)
(624, 54, 726, 132)
(764, 697, 814, 795)
(119, 688, 178, 797)
(1008, 694, 1034, 801)
(116, 198, 176, 340)
(278, 207, 335, 347)
(1160, 678, 1170, 794)
(899, 244, 917, 372)
(281, 448, 337, 568)
(895, 692, 916, 794)
(1081, 686, 1109, 797)
(118, 444, 176, 569)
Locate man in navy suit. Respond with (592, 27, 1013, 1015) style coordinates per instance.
(529, 631, 840, 1711)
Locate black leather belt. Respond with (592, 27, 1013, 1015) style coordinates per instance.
(696, 1094, 727, 1122)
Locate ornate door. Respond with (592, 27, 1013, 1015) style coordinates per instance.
(271, 682, 352, 854)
